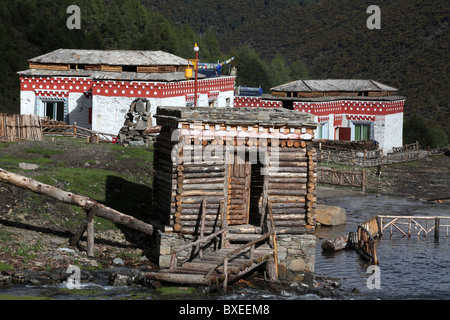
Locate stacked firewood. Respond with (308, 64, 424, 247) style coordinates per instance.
(315, 139, 379, 151)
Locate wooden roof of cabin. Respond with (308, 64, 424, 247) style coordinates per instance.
(155, 107, 317, 127)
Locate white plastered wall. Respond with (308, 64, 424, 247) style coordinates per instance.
(67, 92, 92, 129)
(20, 91, 36, 115)
(374, 112, 403, 154)
(92, 95, 187, 135)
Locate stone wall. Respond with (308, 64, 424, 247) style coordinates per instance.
(158, 232, 219, 268)
(157, 231, 316, 274)
(117, 98, 158, 146)
(277, 234, 316, 273)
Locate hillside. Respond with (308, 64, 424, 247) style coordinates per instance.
(142, 0, 319, 34)
(218, 0, 449, 141)
(0, 0, 447, 146)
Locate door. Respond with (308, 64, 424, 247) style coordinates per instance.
(338, 127, 351, 141)
(227, 154, 251, 225)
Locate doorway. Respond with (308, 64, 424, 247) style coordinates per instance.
(226, 152, 265, 226)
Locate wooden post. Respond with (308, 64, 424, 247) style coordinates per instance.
(199, 198, 206, 259)
(266, 202, 278, 282)
(73, 122, 77, 138)
(223, 258, 228, 290)
(361, 170, 366, 193)
(86, 207, 96, 257)
(435, 218, 440, 241)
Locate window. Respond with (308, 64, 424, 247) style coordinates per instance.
(209, 99, 217, 108)
(45, 101, 65, 122)
(317, 123, 328, 139)
(354, 124, 370, 140)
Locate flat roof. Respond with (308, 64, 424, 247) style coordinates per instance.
(261, 93, 406, 102)
(271, 79, 398, 92)
(17, 68, 205, 82)
(28, 49, 188, 66)
(155, 106, 317, 127)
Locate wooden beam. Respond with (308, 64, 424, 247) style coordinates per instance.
(0, 168, 154, 236)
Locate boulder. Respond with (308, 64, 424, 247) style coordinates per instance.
(321, 236, 348, 252)
(18, 163, 39, 170)
(316, 204, 346, 226)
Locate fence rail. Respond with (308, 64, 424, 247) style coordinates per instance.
(391, 141, 420, 154)
(0, 114, 43, 142)
(317, 168, 366, 192)
(42, 122, 116, 143)
(349, 215, 450, 265)
(318, 141, 448, 167)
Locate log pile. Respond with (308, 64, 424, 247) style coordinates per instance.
(0, 114, 43, 142)
(315, 139, 378, 151)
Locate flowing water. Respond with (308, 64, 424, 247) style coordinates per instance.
(1, 194, 449, 300)
(314, 194, 450, 300)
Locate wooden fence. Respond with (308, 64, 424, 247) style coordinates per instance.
(317, 167, 366, 192)
(377, 215, 450, 239)
(391, 141, 420, 154)
(348, 215, 450, 265)
(42, 122, 116, 143)
(0, 114, 43, 142)
(318, 148, 383, 167)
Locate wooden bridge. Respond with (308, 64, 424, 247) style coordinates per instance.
(145, 200, 278, 290)
(144, 233, 275, 290)
(348, 215, 450, 265)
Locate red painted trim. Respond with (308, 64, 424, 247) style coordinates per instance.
(20, 76, 235, 99)
(293, 100, 404, 116)
(233, 96, 403, 116)
(234, 96, 282, 108)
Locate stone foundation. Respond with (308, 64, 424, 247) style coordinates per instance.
(277, 234, 316, 273)
(157, 231, 316, 273)
(158, 231, 219, 268)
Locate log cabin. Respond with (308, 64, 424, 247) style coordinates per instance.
(153, 106, 319, 236)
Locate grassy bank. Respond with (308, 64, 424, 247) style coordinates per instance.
(0, 136, 155, 237)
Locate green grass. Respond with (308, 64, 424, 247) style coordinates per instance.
(34, 167, 120, 200)
(23, 147, 65, 157)
(153, 286, 197, 296)
(112, 144, 154, 167)
(0, 262, 13, 271)
(2, 137, 155, 232)
(0, 154, 54, 168)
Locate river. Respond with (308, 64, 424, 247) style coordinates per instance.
(1, 193, 449, 301)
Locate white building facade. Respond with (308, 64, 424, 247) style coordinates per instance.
(237, 80, 405, 154)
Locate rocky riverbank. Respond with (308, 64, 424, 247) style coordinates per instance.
(0, 137, 448, 299)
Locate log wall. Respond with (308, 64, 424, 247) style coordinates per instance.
(267, 141, 316, 234)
